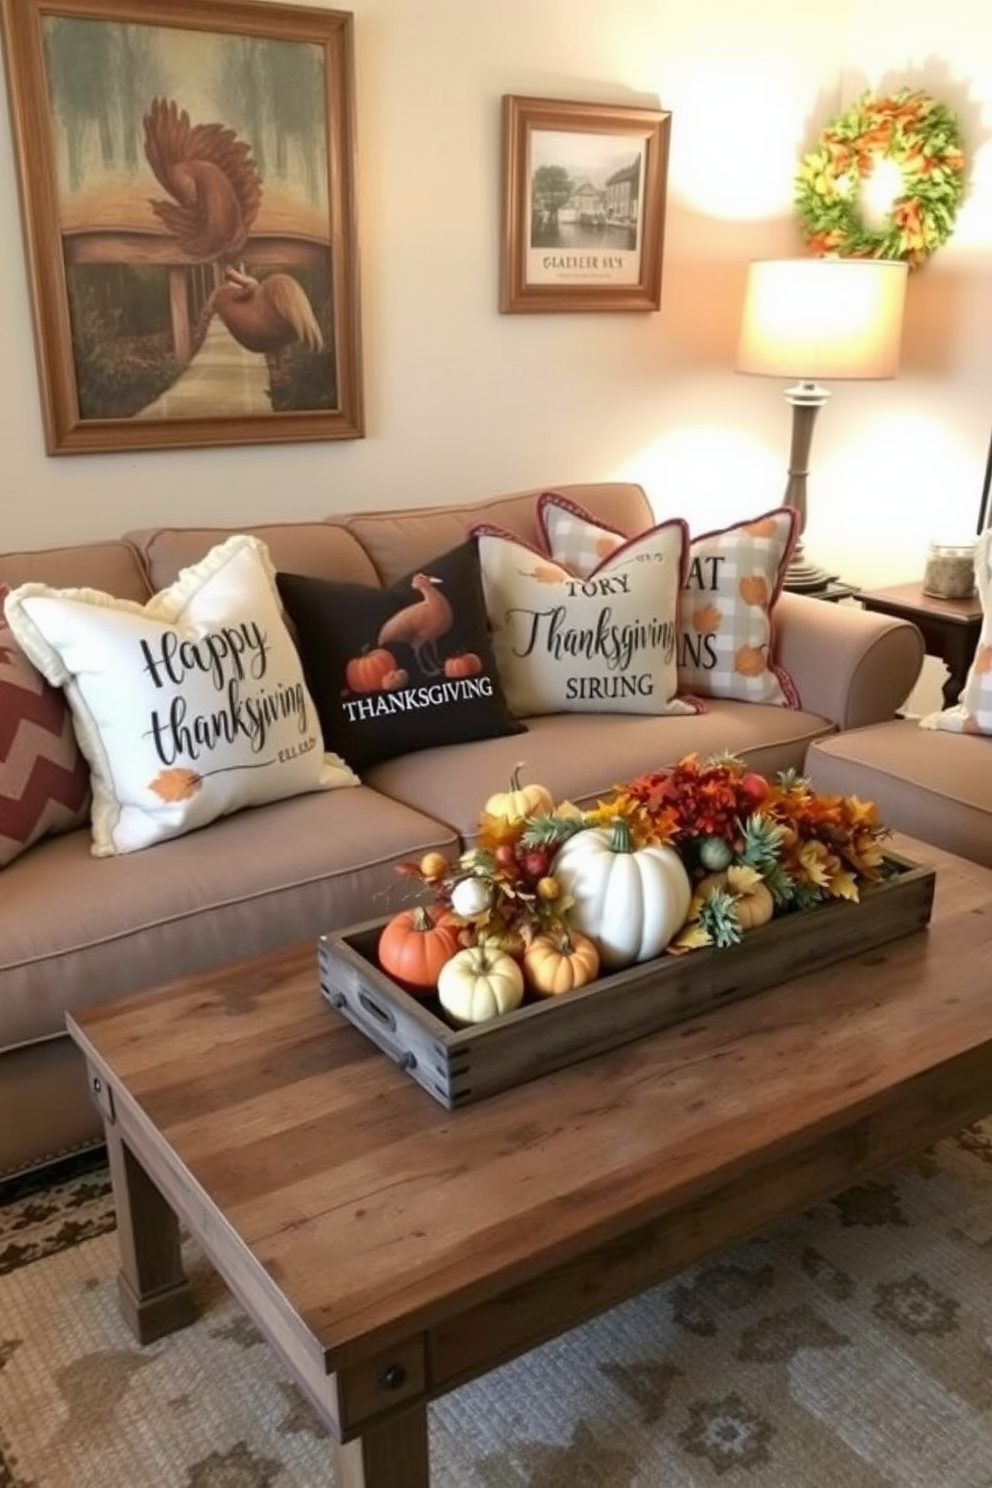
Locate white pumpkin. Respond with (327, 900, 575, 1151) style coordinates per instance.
(551, 819, 692, 969)
(449, 874, 494, 918)
(437, 944, 525, 1024)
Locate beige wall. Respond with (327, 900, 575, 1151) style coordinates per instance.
(2, 0, 990, 601)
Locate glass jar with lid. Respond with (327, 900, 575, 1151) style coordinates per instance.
(922, 539, 976, 600)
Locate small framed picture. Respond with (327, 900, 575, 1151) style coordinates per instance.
(500, 94, 671, 314)
(0, 0, 363, 454)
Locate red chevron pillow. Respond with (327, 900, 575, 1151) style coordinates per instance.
(0, 585, 91, 868)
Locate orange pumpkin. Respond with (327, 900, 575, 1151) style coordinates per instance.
(522, 929, 600, 996)
(443, 653, 483, 679)
(697, 870, 775, 930)
(346, 648, 398, 693)
(377, 905, 460, 994)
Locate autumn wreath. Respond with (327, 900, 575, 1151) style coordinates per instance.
(795, 88, 966, 266)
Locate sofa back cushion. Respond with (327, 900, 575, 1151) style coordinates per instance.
(127, 522, 379, 593)
(0, 541, 151, 602)
(343, 482, 655, 586)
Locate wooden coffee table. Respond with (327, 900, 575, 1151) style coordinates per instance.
(66, 834, 992, 1488)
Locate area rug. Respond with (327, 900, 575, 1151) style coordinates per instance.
(4, 1128, 992, 1488)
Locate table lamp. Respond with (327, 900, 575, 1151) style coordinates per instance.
(736, 257, 908, 592)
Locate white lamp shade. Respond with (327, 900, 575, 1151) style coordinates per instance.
(736, 258, 908, 381)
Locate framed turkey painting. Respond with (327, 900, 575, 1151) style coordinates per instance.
(0, 0, 363, 454)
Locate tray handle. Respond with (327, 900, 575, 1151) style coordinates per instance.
(358, 988, 397, 1034)
(337, 987, 417, 1072)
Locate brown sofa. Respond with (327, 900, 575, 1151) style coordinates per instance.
(0, 481, 925, 1179)
(805, 720, 992, 869)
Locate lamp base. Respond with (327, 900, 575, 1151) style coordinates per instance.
(783, 553, 838, 594)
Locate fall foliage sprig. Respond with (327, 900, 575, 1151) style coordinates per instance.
(393, 753, 891, 956)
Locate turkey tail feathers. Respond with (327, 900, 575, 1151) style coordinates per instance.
(264, 275, 325, 351)
(143, 96, 262, 262)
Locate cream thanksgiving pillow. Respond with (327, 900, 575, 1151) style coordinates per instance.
(473, 521, 696, 717)
(4, 535, 358, 856)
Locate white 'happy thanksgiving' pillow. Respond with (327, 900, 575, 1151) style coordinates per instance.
(3, 534, 358, 856)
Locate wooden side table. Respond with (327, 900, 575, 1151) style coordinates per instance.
(809, 579, 856, 603)
(854, 581, 983, 709)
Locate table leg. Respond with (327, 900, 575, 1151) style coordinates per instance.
(938, 626, 980, 708)
(333, 1404, 430, 1487)
(104, 1121, 196, 1344)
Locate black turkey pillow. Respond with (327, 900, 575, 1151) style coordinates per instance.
(276, 541, 524, 772)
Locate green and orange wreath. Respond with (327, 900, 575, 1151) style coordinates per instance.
(795, 88, 966, 266)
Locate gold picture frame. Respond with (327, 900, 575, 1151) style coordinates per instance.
(500, 94, 671, 315)
(0, 0, 363, 454)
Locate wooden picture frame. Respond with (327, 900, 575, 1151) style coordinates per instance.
(500, 95, 670, 315)
(0, 0, 363, 455)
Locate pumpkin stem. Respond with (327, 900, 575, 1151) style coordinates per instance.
(608, 816, 634, 854)
(411, 904, 435, 932)
(509, 762, 527, 791)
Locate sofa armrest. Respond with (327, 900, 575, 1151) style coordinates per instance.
(774, 592, 925, 730)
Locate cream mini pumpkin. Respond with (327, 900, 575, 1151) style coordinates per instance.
(437, 944, 525, 1024)
(483, 764, 554, 823)
(551, 818, 692, 969)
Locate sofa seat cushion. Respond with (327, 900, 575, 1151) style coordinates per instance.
(806, 721, 992, 868)
(0, 786, 457, 1052)
(364, 704, 836, 843)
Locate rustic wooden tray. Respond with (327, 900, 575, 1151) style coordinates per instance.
(317, 851, 936, 1110)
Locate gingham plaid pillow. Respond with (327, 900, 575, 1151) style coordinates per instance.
(920, 527, 992, 735)
(537, 492, 801, 707)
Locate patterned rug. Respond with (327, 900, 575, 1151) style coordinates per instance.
(4, 1128, 992, 1488)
